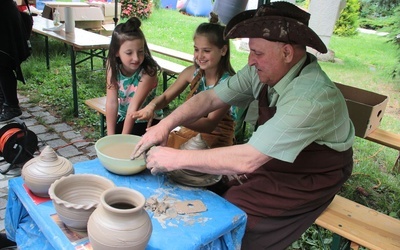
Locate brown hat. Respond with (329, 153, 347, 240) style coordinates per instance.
(224, 1, 327, 53)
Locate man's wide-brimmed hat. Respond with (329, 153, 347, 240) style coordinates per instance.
(224, 1, 327, 53)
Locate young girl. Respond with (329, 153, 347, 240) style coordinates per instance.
(132, 13, 236, 148)
(106, 17, 162, 136)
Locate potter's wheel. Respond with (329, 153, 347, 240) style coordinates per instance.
(168, 170, 222, 187)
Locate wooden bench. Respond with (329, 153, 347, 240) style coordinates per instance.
(315, 195, 400, 250)
(365, 128, 400, 172)
(152, 56, 186, 92)
(85, 96, 107, 137)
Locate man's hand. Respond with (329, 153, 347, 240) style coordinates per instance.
(130, 125, 169, 159)
(144, 146, 177, 175)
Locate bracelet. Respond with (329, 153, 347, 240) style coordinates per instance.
(149, 102, 157, 108)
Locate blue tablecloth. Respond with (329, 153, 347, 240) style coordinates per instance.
(6, 159, 247, 249)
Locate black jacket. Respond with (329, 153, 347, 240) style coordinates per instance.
(0, 0, 31, 83)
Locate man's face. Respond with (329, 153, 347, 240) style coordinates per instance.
(248, 38, 287, 86)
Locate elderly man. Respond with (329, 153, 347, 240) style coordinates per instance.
(132, 2, 355, 249)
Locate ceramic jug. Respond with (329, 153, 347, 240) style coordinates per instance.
(87, 187, 152, 250)
(179, 133, 209, 176)
(21, 145, 74, 197)
(180, 133, 209, 150)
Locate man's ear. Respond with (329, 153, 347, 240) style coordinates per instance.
(282, 44, 294, 63)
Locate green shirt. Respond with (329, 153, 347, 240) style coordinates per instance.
(214, 54, 355, 163)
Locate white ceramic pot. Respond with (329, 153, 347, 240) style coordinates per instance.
(22, 146, 74, 197)
(87, 187, 152, 250)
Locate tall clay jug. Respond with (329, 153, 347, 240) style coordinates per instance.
(87, 187, 152, 250)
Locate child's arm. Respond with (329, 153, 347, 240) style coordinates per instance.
(123, 73, 159, 134)
(105, 71, 119, 135)
(184, 104, 231, 133)
(131, 66, 195, 124)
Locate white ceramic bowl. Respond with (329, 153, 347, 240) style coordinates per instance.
(95, 134, 146, 175)
(48, 174, 115, 231)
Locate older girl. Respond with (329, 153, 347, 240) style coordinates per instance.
(132, 13, 236, 148)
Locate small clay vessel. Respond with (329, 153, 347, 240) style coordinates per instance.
(21, 146, 74, 197)
(180, 133, 209, 150)
(87, 187, 152, 250)
(179, 134, 209, 177)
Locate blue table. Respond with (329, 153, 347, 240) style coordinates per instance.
(5, 159, 247, 250)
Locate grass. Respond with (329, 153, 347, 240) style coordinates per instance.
(20, 7, 399, 249)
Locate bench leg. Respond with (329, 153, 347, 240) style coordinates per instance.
(162, 72, 168, 92)
(394, 152, 400, 173)
(100, 114, 105, 137)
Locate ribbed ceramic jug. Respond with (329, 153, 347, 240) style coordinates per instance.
(87, 187, 152, 250)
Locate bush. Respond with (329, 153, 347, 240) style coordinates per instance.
(334, 0, 360, 36)
(359, 15, 396, 30)
(120, 0, 154, 19)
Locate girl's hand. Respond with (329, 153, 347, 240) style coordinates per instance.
(129, 102, 156, 127)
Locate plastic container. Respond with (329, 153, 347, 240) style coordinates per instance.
(53, 8, 60, 25)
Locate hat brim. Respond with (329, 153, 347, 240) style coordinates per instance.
(224, 10, 327, 53)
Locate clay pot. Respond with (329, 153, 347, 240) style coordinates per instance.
(48, 174, 115, 231)
(179, 134, 208, 176)
(88, 187, 152, 250)
(180, 133, 209, 150)
(21, 146, 74, 197)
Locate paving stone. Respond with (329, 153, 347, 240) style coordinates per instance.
(46, 139, 70, 149)
(50, 123, 74, 133)
(57, 145, 82, 158)
(23, 118, 38, 127)
(28, 124, 48, 135)
(86, 145, 98, 158)
(0, 198, 7, 210)
(0, 191, 7, 198)
(0, 208, 5, 219)
(37, 132, 60, 142)
(27, 106, 43, 112)
(63, 131, 81, 140)
(0, 181, 8, 189)
(31, 111, 50, 118)
(71, 138, 92, 149)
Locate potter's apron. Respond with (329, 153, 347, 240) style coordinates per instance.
(224, 83, 353, 250)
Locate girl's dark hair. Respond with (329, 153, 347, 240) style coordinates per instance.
(107, 17, 160, 88)
(194, 12, 236, 80)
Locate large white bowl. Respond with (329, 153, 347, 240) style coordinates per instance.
(95, 134, 146, 175)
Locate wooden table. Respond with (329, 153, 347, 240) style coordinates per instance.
(32, 15, 111, 116)
(5, 159, 247, 249)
